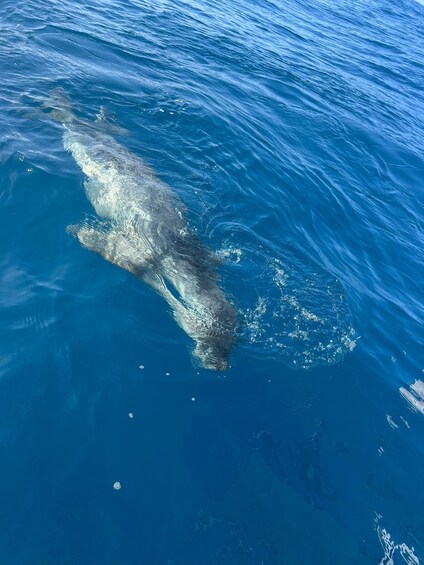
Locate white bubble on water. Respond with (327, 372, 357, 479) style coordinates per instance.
(242, 257, 355, 370)
(216, 244, 243, 264)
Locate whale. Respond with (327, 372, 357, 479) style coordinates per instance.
(47, 90, 237, 370)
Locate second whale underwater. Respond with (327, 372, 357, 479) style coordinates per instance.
(48, 90, 237, 370)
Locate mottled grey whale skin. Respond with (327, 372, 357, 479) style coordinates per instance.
(50, 91, 236, 370)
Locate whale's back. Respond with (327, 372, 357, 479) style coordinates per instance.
(64, 114, 236, 370)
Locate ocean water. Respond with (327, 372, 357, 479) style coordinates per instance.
(1, 0, 423, 563)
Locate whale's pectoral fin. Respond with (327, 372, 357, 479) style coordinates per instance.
(67, 223, 155, 277)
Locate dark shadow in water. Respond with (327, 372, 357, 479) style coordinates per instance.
(182, 449, 368, 565)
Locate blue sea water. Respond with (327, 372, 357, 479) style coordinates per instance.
(1, 0, 424, 562)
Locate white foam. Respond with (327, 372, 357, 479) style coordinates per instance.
(411, 380, 424, 398)
(216, 245, 243, 264)
(399, 380, 424, 415)
(95, 106, 107, 122)
(244, 297, 267, 342)
(242, 258, 355, 370)
(376, 516, 420, 564)
(386, 415, 399, 430)
(400, 416, 410, 429)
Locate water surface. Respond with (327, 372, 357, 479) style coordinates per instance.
(1, 0, 423, 563)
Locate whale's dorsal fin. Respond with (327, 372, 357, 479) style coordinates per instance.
(68, 223, 155, 277)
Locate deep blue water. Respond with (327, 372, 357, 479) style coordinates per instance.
(1, 0, 424, 563)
